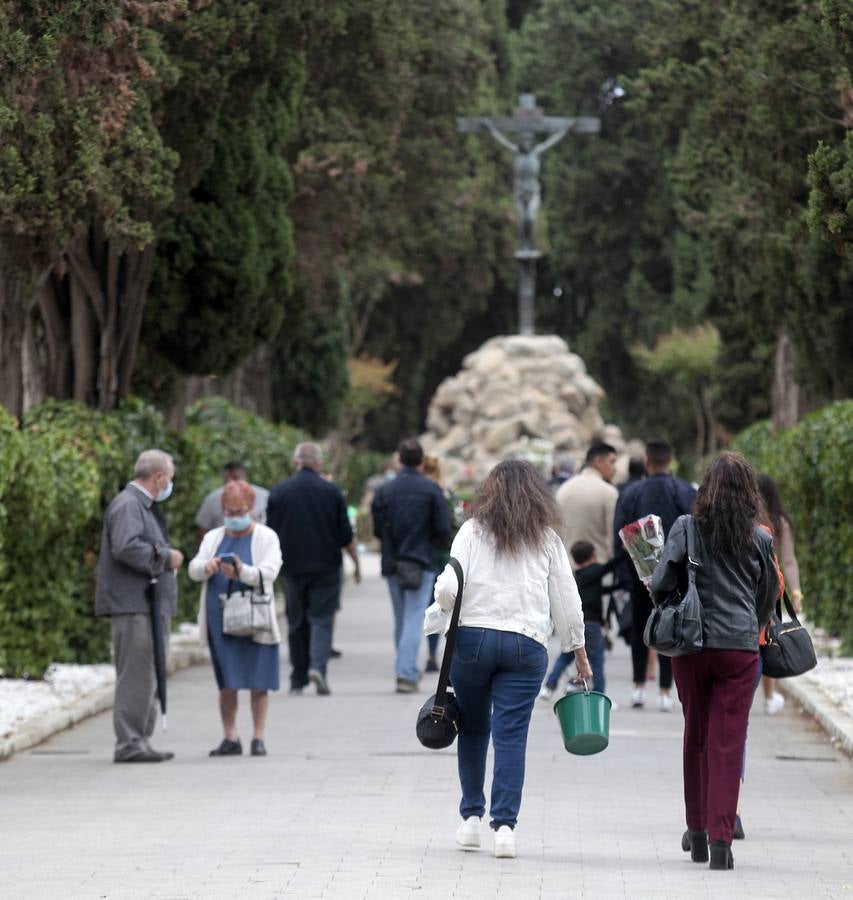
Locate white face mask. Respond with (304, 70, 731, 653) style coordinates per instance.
(157, 479, 173, 502)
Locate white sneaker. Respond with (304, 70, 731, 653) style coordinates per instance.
(765, 692, 785, 715)
(494, 825, 516, 859)
(455, 817, 482, 850)
(537, 685, 554, 701)
(658, 692, 673, 712)
(631, 687, 645, 708)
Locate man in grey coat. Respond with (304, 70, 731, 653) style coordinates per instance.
(96, 449, 184, 762)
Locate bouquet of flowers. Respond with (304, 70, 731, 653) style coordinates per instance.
(619, 514, 665, 585)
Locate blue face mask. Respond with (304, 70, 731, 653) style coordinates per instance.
(224, 514, 251, 532)
(157, 480, 173, 502)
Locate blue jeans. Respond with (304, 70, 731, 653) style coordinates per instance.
(450, 627, 547, 830)
(387, 570, 434, 682)
(544, 623, 606, 694)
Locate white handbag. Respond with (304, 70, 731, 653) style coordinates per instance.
(220, 572, 274, 637)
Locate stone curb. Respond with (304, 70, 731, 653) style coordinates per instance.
(777, 669, 853, 759)
(0, 639, 209, 761)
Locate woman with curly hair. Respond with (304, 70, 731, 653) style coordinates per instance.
(433, 460, 589, 859)
(650, 452, 780, 871)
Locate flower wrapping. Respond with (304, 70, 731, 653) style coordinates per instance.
(619, 514, 665, 585)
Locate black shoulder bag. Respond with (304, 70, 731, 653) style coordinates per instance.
(416, 558, 464, 749)
(644, 516, 704, 657)
(761, 591, 817, 678)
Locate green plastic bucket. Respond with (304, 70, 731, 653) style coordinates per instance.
(553, 684, 611, 756)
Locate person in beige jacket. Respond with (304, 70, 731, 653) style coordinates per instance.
(554, 442, 619, 564)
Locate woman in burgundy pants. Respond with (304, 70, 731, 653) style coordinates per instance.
(649, 452, 780, 871)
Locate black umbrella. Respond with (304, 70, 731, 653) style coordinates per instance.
(145, 576, 168, 731)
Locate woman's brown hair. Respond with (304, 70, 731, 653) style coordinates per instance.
(693, 451, 761, 558)
(471, 459, 561, 556)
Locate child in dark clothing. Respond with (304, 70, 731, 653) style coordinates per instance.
(538, 541, 618, 698)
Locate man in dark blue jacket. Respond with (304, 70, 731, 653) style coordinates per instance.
(372, 439, 451, 692)
(614, 439, 696, 711)
(267, 442, 360, 696)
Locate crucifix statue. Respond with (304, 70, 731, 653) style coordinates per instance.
(458, 94, 600, 335)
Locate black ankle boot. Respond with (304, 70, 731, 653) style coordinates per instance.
(709, 841, 734, 870)
(682, 829, 709, 863)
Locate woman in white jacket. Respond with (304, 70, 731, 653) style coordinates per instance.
(188, 480, 282, 757)
(432, 460, 589, 859)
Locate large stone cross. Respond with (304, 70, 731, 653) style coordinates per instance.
(458, 94, 600, 335)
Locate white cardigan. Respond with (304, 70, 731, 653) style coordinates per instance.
(188, 524, 283, 646)
(433, 519, 586, 652)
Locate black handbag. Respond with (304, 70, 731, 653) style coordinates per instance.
(761, 591, 817, 678)
(394, 558, 425, 590)
(644, 516, 704, 657)
(416, 558, 464, 749)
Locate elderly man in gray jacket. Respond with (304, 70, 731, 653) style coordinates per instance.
(96, 449, 184, 762)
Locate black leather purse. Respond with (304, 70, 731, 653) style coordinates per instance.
(416, 558, 464, 749)
(644, 515, 704, 657)
(761, 591, 817, 678)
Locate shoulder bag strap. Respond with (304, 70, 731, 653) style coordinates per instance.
(775, 589, 800, 624)
(432, 557, 464, 713)
(685, 515, 700, 585)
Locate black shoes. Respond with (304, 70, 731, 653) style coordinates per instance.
(425, 658, 439, 673)
(682, 831, 733, 869)
(250, 739, 267, 756)
(733, 815, 745, 839)
(209, 738, 242, 756)
(330, 648, 343, 659)
(710, 841, 734, 870)
(681, 829, 709, 863)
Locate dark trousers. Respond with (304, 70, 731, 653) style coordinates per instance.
(630, 587, 672, 689)
(673, 649, 759, 844)
(282, 570, 341, 689)
(111, 613, 169, 759)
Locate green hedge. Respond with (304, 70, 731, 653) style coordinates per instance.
(732, 400, 853, 649)
(0, 396, 400, 677)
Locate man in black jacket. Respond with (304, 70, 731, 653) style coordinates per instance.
(267, 442, 360, 696)
(372, 439, 451, 693)
(614, 439, 696, 711)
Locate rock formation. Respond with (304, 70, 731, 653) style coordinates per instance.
(420, 335, 641, 486)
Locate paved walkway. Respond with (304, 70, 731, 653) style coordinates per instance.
(1, 555, 851, 899)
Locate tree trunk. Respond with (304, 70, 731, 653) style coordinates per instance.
(69, 272, 96, 404)
(771, 331, 800, 432)
(691, 389, 705, 462)
(64, 229, 155, 411)
(21, 307, 48, 412)
(37, 273, 73, 400)
(700, 383, 718, 456)
(0, 262, 26, 417)
(0, 249, 54, 417)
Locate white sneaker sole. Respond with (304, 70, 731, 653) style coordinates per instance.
(455, 835, 480, 851)
(494, 841, 516, 859)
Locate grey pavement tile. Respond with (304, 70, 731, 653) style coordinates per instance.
(2, 554, 851, 899)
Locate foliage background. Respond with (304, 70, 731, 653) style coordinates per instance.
(732, 401, 853, 650)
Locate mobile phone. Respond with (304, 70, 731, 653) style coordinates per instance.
(219, 554, 238, 566)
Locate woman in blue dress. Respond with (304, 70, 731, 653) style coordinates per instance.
(189, 480, 283, 756)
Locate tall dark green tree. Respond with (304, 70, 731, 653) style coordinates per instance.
(138, 3, 307, 394)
